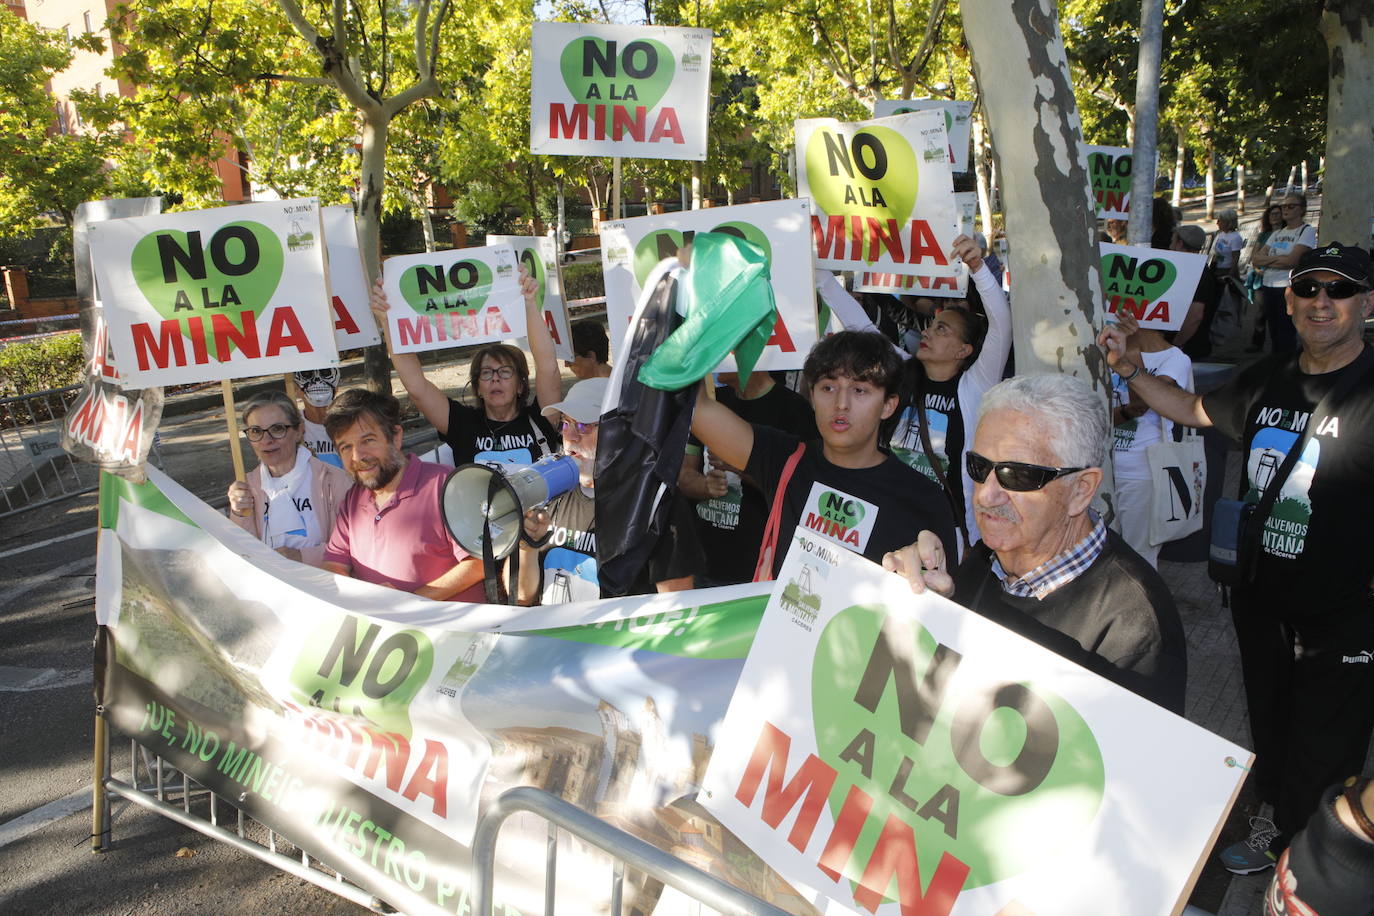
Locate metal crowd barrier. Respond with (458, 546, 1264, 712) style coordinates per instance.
(471, 787, 787, 916)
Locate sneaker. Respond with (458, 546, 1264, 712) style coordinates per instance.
(1219, 816, 1280, 874)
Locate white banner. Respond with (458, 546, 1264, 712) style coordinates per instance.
(381, 245, 524, 355)
(321, 205, 381, 350)
(530, 22, 713, 161)
(1100, 242, 1208, 331)
(796, 112, 960, 277)
(872, 98, 974, 173)
(857, 192, 977, 296)
(488, 235, 573, 361)
(1085, 144, 1133, 219)
(599, 198, 818, 370)
(703, 526, 1248, 916)
(88, 199, 340, 387)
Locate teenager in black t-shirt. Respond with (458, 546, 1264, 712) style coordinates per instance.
(691, 331, 956, 579)
(370, 267, 562, 468)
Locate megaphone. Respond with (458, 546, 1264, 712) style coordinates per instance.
(441, 455, 580, 561)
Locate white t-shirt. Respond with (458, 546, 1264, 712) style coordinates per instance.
(1212, 231, 1244, 270)
(1261, 224, 1317, 288)
(302, 418, 342, 468)
(1111, 347, 1194, 480)
(259, 447, 324, 550)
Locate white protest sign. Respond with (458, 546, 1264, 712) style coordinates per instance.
(1086, 144, 1133, 218)
(599, 198, 817, 370)
(88, 199, 339, 388)
(530, 22, 713, 161)
(488, 235, 573, 361)
(702, 526, 1248, 916)
(1100, 242, 1208, 331)
(796, 112, 960, 277)
(381, 245, 523, 355)
(856, 191, 977, 296)
(873, 98, 975, 172)
(321, 205, 380, 350)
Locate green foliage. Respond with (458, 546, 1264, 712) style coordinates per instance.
(560, 261, 605, 302)
(0, 332, 85, 396)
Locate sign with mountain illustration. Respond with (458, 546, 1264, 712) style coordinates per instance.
(88, 199, 339, 387)
(530, 22, 713, 160)
(702, 526, 1249, 916)
(857, 192, 978, 297)
(380, 244, 524, 355)
(796, 111, 960, 277)
(1100, 242, 1207, 331)
(872, 98, 974, 173)
(488, 235, 573, 361)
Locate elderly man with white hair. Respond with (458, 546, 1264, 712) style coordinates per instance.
(885, 373, 1187, 714)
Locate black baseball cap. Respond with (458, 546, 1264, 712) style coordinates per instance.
(1291, 242, 1372, 287)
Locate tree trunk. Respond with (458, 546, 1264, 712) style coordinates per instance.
(1171, 130, 1185, 208)
(1236, 163, 1247, 214)
(358, 114, 392, 394)
(1285, 164, 1299, 193)
(417, 183, 437, 253)
(1319, 3, 1374, 244)
(1126, 0, 1163, 246)
(973, 108, 996, 238)
(691, 163, 702, 209)
(1204, 145, 1215, 220)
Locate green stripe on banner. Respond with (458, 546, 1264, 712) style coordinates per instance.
(530, 593, 768, 659)
(99, 470, 194, 530)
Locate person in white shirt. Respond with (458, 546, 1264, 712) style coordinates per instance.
(1250, 194, 1316, 354)
(1211, 208, 1244, 280)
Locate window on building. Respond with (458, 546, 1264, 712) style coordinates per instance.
(84, 12, 93, 33)
(63, 25, 71, 45)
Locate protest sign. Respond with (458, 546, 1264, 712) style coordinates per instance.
(796, 112, 960, 277)
(856, 191, 977, 297)
(1100, 242, 1208, 331)
(702, 526, 1249, 916)
(321, 205, 381, 350)
(96, 467, 804, 915)
(872, 98, 974, 173)
(1086, 144, 1133, 218)
(488, 235, 573, 361)
(88, 199, 339, 388)
(599, 198, 817, 370)
(381, 245, 524, 355)
(530, 22, 713, 161)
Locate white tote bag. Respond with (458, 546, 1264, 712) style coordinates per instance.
(1147, 417, 1206, 546)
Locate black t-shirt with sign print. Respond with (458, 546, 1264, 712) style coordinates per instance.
(444, 399, 560, 468)
(886, 372, 965, 525)
(690, 382, 818, 585)
(532, 485, 705, 603)
(1202, 349, 1374, 615)
(747, 423, 957, 578)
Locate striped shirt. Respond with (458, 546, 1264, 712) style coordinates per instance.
(991, 512, 1108, 599)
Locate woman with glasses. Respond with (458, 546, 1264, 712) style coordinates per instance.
(226, 390, 351, 565)
(370, 267, 563, 467)
(1251, 194, 1316, 354)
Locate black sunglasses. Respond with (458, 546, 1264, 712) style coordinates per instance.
(1290, 277, 1368, 300)
(966, 451, 1086, 492)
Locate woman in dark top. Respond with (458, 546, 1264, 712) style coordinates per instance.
(370, 268, 563, 467)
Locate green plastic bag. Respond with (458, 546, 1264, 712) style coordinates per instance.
(637, 231, 778, 391)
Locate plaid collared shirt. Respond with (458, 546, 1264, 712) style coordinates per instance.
(991, 512, 1107, 600)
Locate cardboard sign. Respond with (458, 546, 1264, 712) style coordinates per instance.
(872, 98, 975, 173)
(488, 234, 573, 361)
(1100, 242, 1208, 331)
(88, 199, 339, 388)
(857, 191, 977, 297)
(599, 198, 818, 370)
(702, 526, 1249, 916)
(1086, 144, 1133, 218)
(530, 21, 713, 161)
(321, 206, 381, 350)
(796, 112, 960, 277)
(381, 244, 524, 355)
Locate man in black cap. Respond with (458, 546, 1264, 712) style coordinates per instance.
(1099, 242, 1374, 875)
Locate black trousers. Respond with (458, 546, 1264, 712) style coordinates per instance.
(1258, 285, 1298, 355)
(1230, 587, 1374, 839)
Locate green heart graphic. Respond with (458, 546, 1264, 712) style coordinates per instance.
(130, 221, 284, 356)
(518, 247, 547, 310)
(633, 222, 775, 287)
(398, 259, 493, 315)
(806, 126, 918, 256)
(560, 36, 674, 111)
(1101, 252, 1178, 318)
(811, 604, 1104, 891)
(709, 221, 773, 263)
(815, 489, 864, 527)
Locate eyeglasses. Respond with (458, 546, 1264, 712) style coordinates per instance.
(1290, 277, 1368, 300)
(1281, 203, 1303, 210)
(560, 418, 596, 437)
(478, 366, 516, 381)
(966, 451, 1086, 492)
(243, 423, 295, 442)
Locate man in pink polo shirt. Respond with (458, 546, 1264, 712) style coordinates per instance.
(321, 389, 484, 602)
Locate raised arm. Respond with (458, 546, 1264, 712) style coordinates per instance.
(1098, 324, 1213, 428)
(690, 383, 755, 471)
(955, 235, 1012, 393)
(370, 277, 453, 435)
(520, 267, 563, 411)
